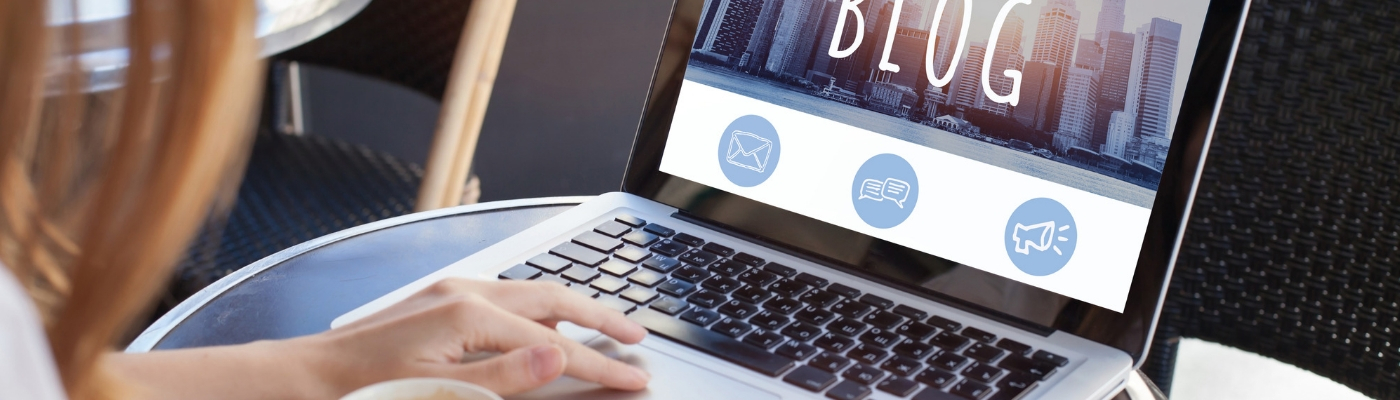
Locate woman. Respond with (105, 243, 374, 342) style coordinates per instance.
(0, 0, 650, 398)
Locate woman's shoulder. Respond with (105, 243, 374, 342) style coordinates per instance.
(0, 265, 68, 400)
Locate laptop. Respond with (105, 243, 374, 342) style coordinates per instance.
(336, 0, 1250, 398)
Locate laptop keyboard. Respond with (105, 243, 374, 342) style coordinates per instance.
(498, 214, 1071, 400)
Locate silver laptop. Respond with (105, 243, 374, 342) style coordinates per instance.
(336, 0, 1250, 398)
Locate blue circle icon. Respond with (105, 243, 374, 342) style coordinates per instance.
(851, 154, 919, 229)
(717, 115, 781, 187)
(1004, 198, 1078, 276)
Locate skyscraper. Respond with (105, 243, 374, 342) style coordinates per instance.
(694, 0, 764, 61)
(767, 0, 828, 77)
(1104, 110, 1133, 157)
(1013, 61, 1060, 131)
(742, 0, 786, 74)
(949, 42, 986, 109)
(1128, 18, 1182, 142)
(1075, 37, 1103, 71)
(1054, 66, 1098, 153)
(979, 11, 1024, 117)
(1029, 0, 1080, 131)
(928, 0, 965, 82)
(829, 0, 876, 90)
(870, 27, 931, 89)
(1095, 0, 1126, 42)
(807, 0, 843, 76)
(1091, 30, 1135, 152)
(899, 2, 923, 28)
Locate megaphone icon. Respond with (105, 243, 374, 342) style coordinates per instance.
(1012, 221, 1067, 256)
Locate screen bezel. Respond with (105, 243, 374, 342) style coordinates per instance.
(622, 0, 1250, 364)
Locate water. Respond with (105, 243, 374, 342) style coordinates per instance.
(684, 65, 1158, 208)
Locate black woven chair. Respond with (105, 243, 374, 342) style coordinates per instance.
(1142, 0, 1400, 398)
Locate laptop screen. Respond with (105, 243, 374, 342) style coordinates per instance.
(656, 0, 1214, 313)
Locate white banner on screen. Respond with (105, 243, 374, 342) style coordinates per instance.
(660, 82, 1149, 312)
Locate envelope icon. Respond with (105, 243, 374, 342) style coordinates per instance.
(726, 130, 773, 173)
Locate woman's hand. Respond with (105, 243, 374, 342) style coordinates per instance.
(302, 278, 651, 397)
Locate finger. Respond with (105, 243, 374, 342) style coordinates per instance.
(462, 280, 647, 344)
(441, 344, 566, 396)
(457, 299, 651, 391)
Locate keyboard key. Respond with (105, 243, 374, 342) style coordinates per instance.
(965, 343, 1007, 363)
(733, 286, 774, 304)
(814, 333, 856, 353)
(770, 279, 813, 297)
(526, 254, 572, 273)
(830, 318, 869, 337)
(596, 296, 637, 313)
(613, 246, 652, 263)
(842, 363, 886, 385)
(781, 322, 822, 341)
(882, 355, 925, 377)
(795, 306, 837, 325)
(894, 340, 939, 360)
(848, 344, 890, 365)
(627, 269, 666, 287)
(810, 352, 853, 373)
(709, 259, 749, 277)
(996, 371, 1038, 395)
(997, 356, 1058, 381)
(569, 285, 599, 298)
(892, 304, 930, 321)
(763, 297, 803, 315)
(963, 363, 1005, 384)
(733, 252, 765, 266)
(688, 290, 727, 308)
(795, 272, 829, 288)
(913, 386, 962, 400)
(672, 232, 705, 247)
(994, 339, 1033, 357)
(864, 311, 906, 330)
(763, 262, 798, 277)
(860, 328, 902, 348)
(598, 259, 638, 277)
(878, 377, 921, 397)
(499, 264, 542, 280)
(650, 240, 689, 257)
(750, 311, 790, 330)
(550, 243, 609, 266)
(858, 294, 895, 309)
(926, 315, 963, 332)
(641, 255, 682, 272)
(643, 223, 675, 237)
(573, 231, 623, 253)
(680, 308, 722, 326)
(951, 380, 992, 399)
(915, 368, 960, 389)
(718, 300, 759, 319)
(826, 380, 872, 400)
(614, 214, 646, 227)
(738, 269, 780, 287)
(962, 327, 997, 344)
(702, 276, 742, 293)
(590, 277, 629, 294)
(898, 322, 939, 341)
(711, 318, 753, 338)
(827, 283, 862, 299)
(930, 353, 970, 372)
(832, 300, 877, 319)
(701, 242, 736, 257)
(799, 290, 844, 307)
(679, 249, 723, 267)
(649, 297, 689, 315)
(783, 365, 838, 392)
(656, 278, 698, 297)
(561, 267, 600, 283)
(672, 266, 711, 283)
(620, 287, 659, 304)
(594, 220, 632, 238)
(742, 330, 786, 349)
(1031, 350, 1069, 367)
(931, 332, 972, 351)
(776, 341, 820, 361)
(630, 308, 794, 376)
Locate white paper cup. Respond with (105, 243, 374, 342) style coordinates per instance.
(339, 378, 503, 400)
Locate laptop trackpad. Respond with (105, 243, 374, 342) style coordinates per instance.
(507, 330, 780, 400)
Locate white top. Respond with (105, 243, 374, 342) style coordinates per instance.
(0, 264, 68, 400)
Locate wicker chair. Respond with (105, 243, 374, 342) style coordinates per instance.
(1142, 0, 1400, 398)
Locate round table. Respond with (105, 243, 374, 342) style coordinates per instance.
(127, 196, 1163, 399)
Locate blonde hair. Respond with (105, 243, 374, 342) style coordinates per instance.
(0, 0, 262, 398)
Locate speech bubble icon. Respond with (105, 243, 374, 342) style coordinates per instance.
(881, 178, 911, 208)
(859, 179, 885, 202)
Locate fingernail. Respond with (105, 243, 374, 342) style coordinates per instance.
(631, 366, 651, 384)
(529, 346, 562, 381)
